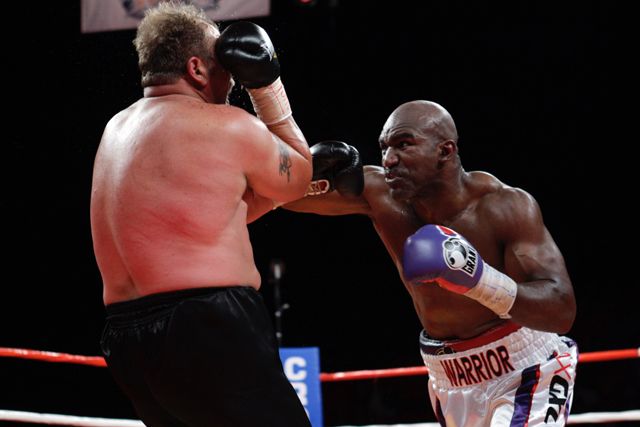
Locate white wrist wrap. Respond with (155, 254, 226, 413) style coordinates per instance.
(247, 77, 292, 125)
(465, 263, 517, 319)
(306, 179, 330, 196)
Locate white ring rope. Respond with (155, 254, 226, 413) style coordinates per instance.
(1, 346, 638, 425)
(336, 410, 640, 426)
(0, 410, 144, 426)
(1, 409, 639, 426)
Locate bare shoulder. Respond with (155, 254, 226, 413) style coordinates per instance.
(201, 103, 263, 133)
(363, 165, 393, 204)
(364, 165, 384, 174)
(362, 165, 412, 217)
(471, 171, 543, 228)
(187, 103, 271, 153)
(471, 171, 536, 203)
(363, 165, 387, 191)
(104, 101, 140, 130)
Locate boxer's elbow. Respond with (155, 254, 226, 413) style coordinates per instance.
(287, 159, 313, 200)
(553, 286, 577, 334)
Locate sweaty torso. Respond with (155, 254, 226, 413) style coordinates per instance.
(364, 167, 509, 340)
(91, 95, 261, 304)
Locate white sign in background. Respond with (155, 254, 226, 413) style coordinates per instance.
(81, 0, 270, 33)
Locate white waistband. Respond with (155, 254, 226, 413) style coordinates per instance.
(421, 327, 570, 389)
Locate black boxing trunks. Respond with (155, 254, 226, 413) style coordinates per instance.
(100, 286, 311, 427)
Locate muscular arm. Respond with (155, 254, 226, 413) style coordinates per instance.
(241, 83, 312, 204)
(216, 21, 312, 205)
(496, 189, 576, 333)
(283, 165, 381, 216)
(237, 113, 311, 204)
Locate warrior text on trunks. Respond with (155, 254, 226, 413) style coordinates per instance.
(440, 345, 515, 387)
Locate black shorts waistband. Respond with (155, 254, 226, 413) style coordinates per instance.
(105, 286, 253, 317)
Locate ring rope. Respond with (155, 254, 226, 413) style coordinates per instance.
(0, 347, 106, 367)
(1, 409, 638, 426)
(0, 410, 143, 426)
(1, 346, 638, 381)
(321, 347, 640, 382)
(1, 345, 638, 426)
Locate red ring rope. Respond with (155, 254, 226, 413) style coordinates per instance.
(1, 346, 637, 382)
(0, 348, 106, 367)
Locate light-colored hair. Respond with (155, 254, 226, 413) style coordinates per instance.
(133, 1, 218, 87)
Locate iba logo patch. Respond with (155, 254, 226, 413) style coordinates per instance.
(442, 237, 478, 277)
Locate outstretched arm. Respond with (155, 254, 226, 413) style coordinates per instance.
(283, 164, 382, 216)
(243, 141, 371, 222)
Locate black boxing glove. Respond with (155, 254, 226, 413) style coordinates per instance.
(215, 21, 280, 89)
(215, 21, 291, 125)
(307, 141, 364, 197)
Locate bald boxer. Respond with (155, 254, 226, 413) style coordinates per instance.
(91, 3, 312, 426)
(286, 101, 577, 426)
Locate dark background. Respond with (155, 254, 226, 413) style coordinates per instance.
(3, 1, 638, 426)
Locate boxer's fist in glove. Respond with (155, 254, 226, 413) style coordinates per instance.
(215, 21, 280, 89)
(403, 225, 483, 292)
(215, 22, 290, 124)
(307, 141, 364, 196)
(402, 225, 517, 318)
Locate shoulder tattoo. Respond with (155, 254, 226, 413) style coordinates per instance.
(278, 142, 292, 182)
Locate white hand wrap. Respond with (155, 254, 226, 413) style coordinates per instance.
(247, 77, 292, 125)
(465, 263, 517, 319)
(306, 180, 330, 196)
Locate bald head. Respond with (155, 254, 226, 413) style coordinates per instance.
(381, 100, 458, 143)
